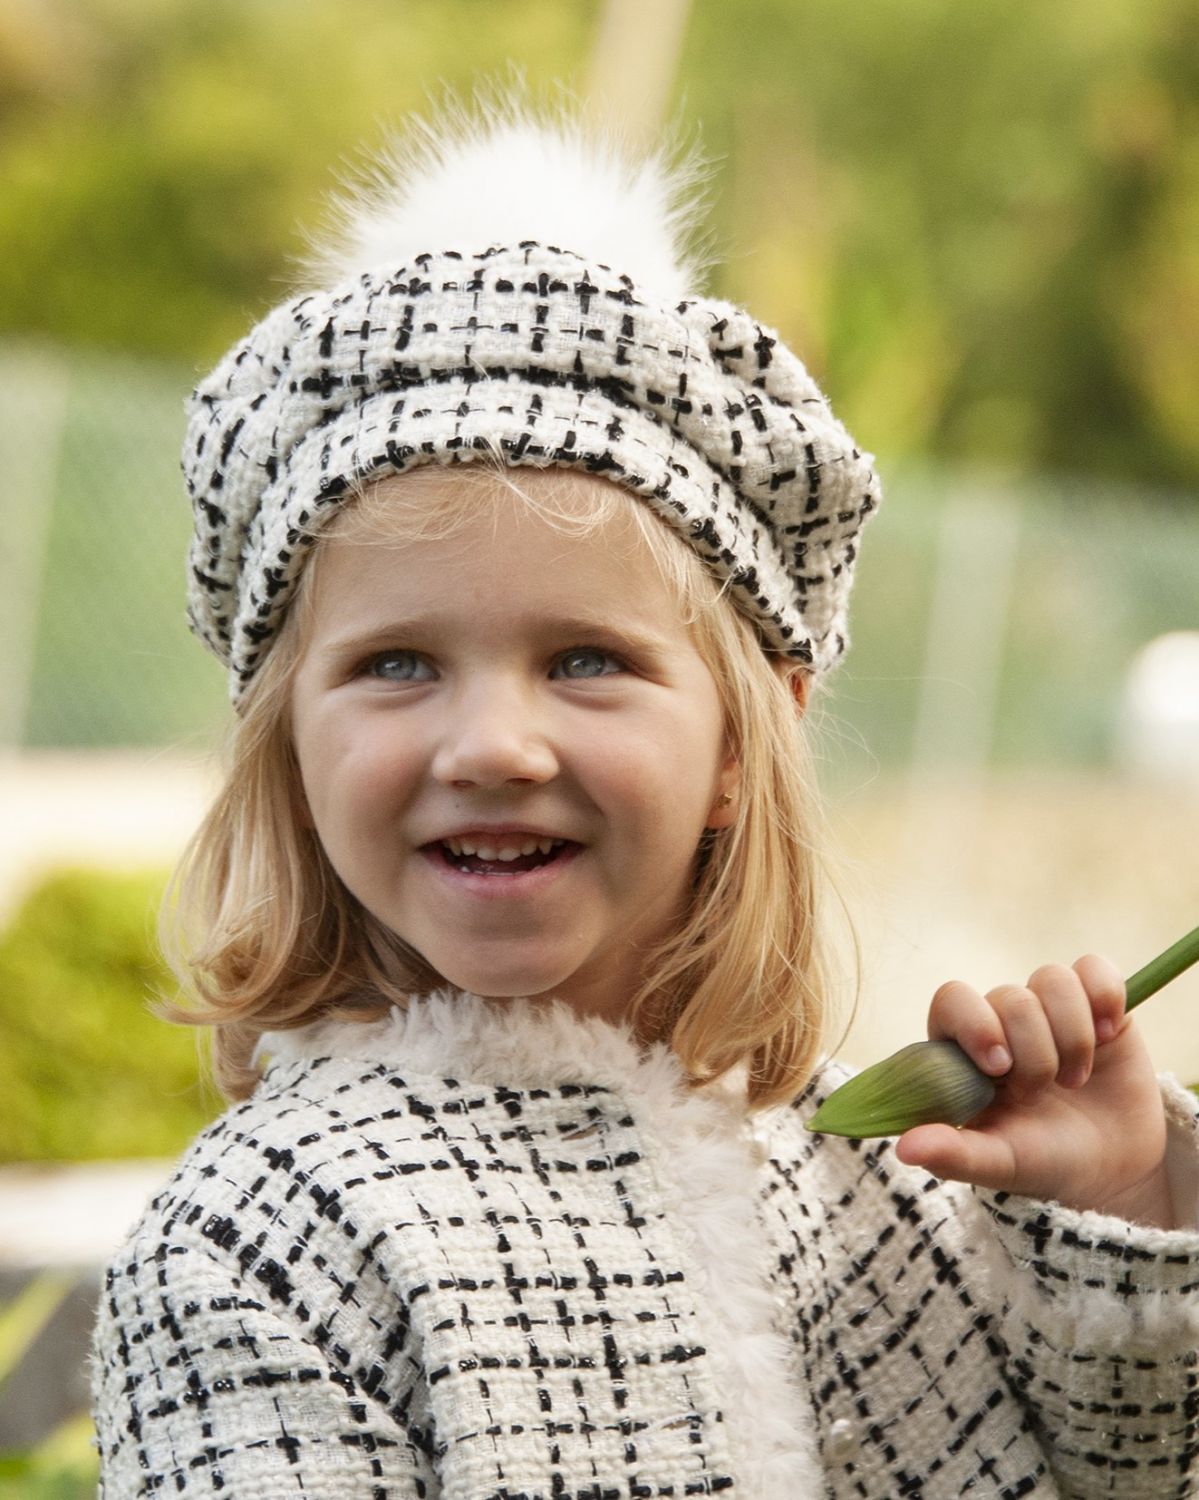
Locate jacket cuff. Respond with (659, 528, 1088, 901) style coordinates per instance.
(972, 1076, 1199, 1356)
(1162, 1073, 1199, 1229)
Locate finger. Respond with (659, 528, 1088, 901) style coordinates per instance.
(1025, 963, 1095, 1089)
(986, 983, 1058, 1101)
(1072, 952, 1127, 1044)
(928, 980, 1012, 1077)
(896, 1122, 1018, 1190)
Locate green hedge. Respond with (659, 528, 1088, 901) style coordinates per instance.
(0, 869, 218, 1162)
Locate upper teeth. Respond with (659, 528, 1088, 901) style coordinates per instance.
(443, 836, 564, 860)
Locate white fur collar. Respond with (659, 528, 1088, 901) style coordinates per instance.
(259, 994, 825, 1497)
(259, 989, 678, 1090)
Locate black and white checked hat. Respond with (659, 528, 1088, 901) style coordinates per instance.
(183, 106, 881, 704)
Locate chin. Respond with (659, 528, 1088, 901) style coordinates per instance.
(431, 962, 575, 1004)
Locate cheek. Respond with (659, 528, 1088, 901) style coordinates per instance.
(593, 733, 721, 844)
(655, 704, 729, 803)
(296, 721, 411, 832)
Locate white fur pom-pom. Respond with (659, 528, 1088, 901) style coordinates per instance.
(300, 88, 710, 301)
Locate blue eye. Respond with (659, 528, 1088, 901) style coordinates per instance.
(367, 651, 435, 683)
(552, 648, 623, 680)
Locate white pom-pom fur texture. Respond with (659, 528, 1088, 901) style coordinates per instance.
(300, 84, 711, 302)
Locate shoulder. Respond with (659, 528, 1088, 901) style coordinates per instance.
(105, 1055, 457, 1289)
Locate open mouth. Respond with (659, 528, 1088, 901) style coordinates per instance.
(434, 836, 578, 876)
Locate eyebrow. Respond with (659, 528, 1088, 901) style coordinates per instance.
(315, 614, 674, 660)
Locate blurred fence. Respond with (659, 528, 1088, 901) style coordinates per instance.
(2, 339, 1197, 777)
(0, 342, 224, 754)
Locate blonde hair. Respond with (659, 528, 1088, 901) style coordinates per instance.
(160, 460, 847, 1109)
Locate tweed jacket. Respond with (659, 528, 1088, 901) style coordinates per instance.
(91, 993, 1199, 1499)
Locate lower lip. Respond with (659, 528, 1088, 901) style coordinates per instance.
(420, 843, 583, 899)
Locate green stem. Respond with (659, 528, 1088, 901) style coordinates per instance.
(1126, 923, 1199, 1011)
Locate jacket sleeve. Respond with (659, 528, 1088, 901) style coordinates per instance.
(972, 1075, 1199, 1500)
(91, 1244, 437, 1499)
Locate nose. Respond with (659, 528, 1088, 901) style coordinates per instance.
(430, 675, 559, 790)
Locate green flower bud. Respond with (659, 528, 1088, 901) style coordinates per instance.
(806, 1040, 996, 1139)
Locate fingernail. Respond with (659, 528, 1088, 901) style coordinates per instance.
(986, 1045, 1012, 1073)
(1096, 1018, 1117, 1042)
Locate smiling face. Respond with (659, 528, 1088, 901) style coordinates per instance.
(288, 468, 739, 1025)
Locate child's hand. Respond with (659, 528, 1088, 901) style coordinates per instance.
(894, 954, 1176, 1228)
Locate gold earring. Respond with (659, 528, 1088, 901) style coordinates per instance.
(716, 791, 733, 808)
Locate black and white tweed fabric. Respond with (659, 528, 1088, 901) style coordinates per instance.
(92, 994, 1199, 1498)
(185, 117, 882, 702)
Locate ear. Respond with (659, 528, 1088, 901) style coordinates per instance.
(705, 751, 742, 830)
(771, 658, 810, 717)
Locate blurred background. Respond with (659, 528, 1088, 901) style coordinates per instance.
(1, 0, 1197, 1487)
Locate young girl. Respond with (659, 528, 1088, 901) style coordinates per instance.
(92, 100, 1199, 1498)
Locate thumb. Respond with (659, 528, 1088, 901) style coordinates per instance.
(895, 1123, 1018, 1191)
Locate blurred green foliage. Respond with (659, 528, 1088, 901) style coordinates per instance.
(0, 1421, 97, 1500)
(0, 1465, 94, 1500)
(1, 0, 1197, 488)
(0, 868, 215, 1162)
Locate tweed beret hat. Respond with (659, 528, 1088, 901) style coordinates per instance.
(183, 102, 881, 704)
